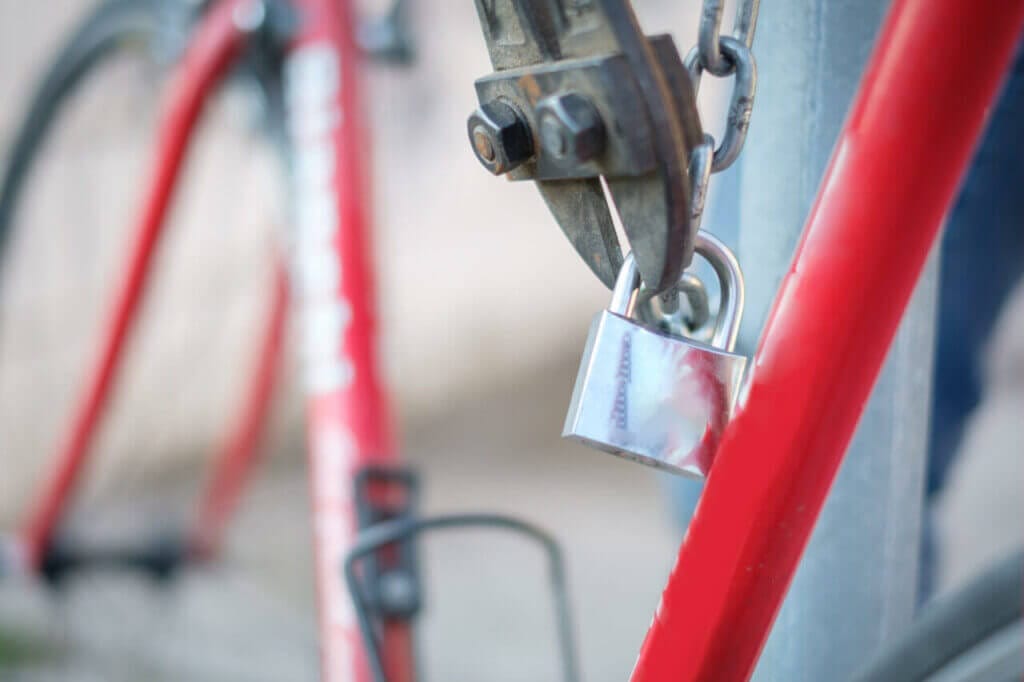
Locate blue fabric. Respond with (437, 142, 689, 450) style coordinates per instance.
(919, 39, 1024, 600)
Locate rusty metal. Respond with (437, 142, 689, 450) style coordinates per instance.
(467, 1, 704, 295)
(536, 93, 607, 166)
(472, 54, 654, 180)
(467, 100, 534, 175)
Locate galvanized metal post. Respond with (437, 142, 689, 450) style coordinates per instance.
(737, 1, 937, 679)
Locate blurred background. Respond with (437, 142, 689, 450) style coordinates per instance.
(0, 0, 1021, 680)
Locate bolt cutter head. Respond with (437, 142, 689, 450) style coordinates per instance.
(468, 0, 703, 295)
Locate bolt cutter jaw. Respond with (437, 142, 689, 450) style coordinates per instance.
(467, 1, 704, 295)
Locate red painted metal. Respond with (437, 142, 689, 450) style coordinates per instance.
(631, 1, 1024, 680)
(18, 0, 249, 570)
(188, 258, 289, 561)
(13, 0, 411, 674)
(285, 0, 410, 680)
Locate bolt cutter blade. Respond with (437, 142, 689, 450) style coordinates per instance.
(538, 178, 622, 288)
(604, 173, 679, 295)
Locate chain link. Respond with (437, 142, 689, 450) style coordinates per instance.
(697, 0, 761, 77)
(687, 133, 715, 230)
(688, 0, 761, 222)
(652, 1, 760, 333)
(686, 37, 757, 172)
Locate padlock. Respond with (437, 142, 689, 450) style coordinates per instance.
(563, 231, 746, 479)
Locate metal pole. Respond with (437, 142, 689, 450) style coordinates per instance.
(631, 0, 1024, 678)
(739, 1, 935, 679)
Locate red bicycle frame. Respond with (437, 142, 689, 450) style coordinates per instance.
(282, 1, 410, 679)
(14, 0, 410, 679)
(632, 0, 1024, 679)
(11, 0, 1023, 680)
(17, 0, 269, 569)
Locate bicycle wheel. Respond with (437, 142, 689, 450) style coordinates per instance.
(0, 0, 286, 529)
(0, 0, 179, 267)
(1, 2, 297, 678)
(0, 0, 183, 573)
(851, 549, 1023, 682)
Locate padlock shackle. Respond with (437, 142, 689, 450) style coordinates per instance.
(609, 257, 641, 318)
(695, 231, 744, 352)
(610, 230, 744, 352)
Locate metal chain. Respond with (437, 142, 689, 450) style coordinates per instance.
(697, 0, 761, 76)
(686, 0, 760, 230)
(653, 1, 760, 333)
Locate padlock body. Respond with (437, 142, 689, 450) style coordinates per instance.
(563, 311, 747, 478)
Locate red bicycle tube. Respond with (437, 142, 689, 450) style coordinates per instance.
(631, 1, 1024, 680)
(188, 258, 289, 561)
(285, 0, 410, 680)
(18, 0, 249, 570)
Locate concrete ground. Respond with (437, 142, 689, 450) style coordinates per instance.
(0, 323, 1021, 681)
(0, 349, 684, 682)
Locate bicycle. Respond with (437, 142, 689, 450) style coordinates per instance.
(1, 0, 1022, 680)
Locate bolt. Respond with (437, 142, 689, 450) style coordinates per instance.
(535, 92, 606, 165)
(472, 126, 496, 162)
(466, 101, 534, 175)
(233, 0, 267, 34)
(539, 116, 569, 157)
(378, 571, 418, 615)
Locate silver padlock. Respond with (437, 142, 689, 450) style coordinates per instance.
(563, 231, 746, 479)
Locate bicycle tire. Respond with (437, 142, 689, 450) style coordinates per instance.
(0, 0, 172, 270)
(0, 0, 289, 581)
(850, 549, 1023, 682)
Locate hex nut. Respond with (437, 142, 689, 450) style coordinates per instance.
(535, 92, 607, 165)
(466, 101, 534, 175)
